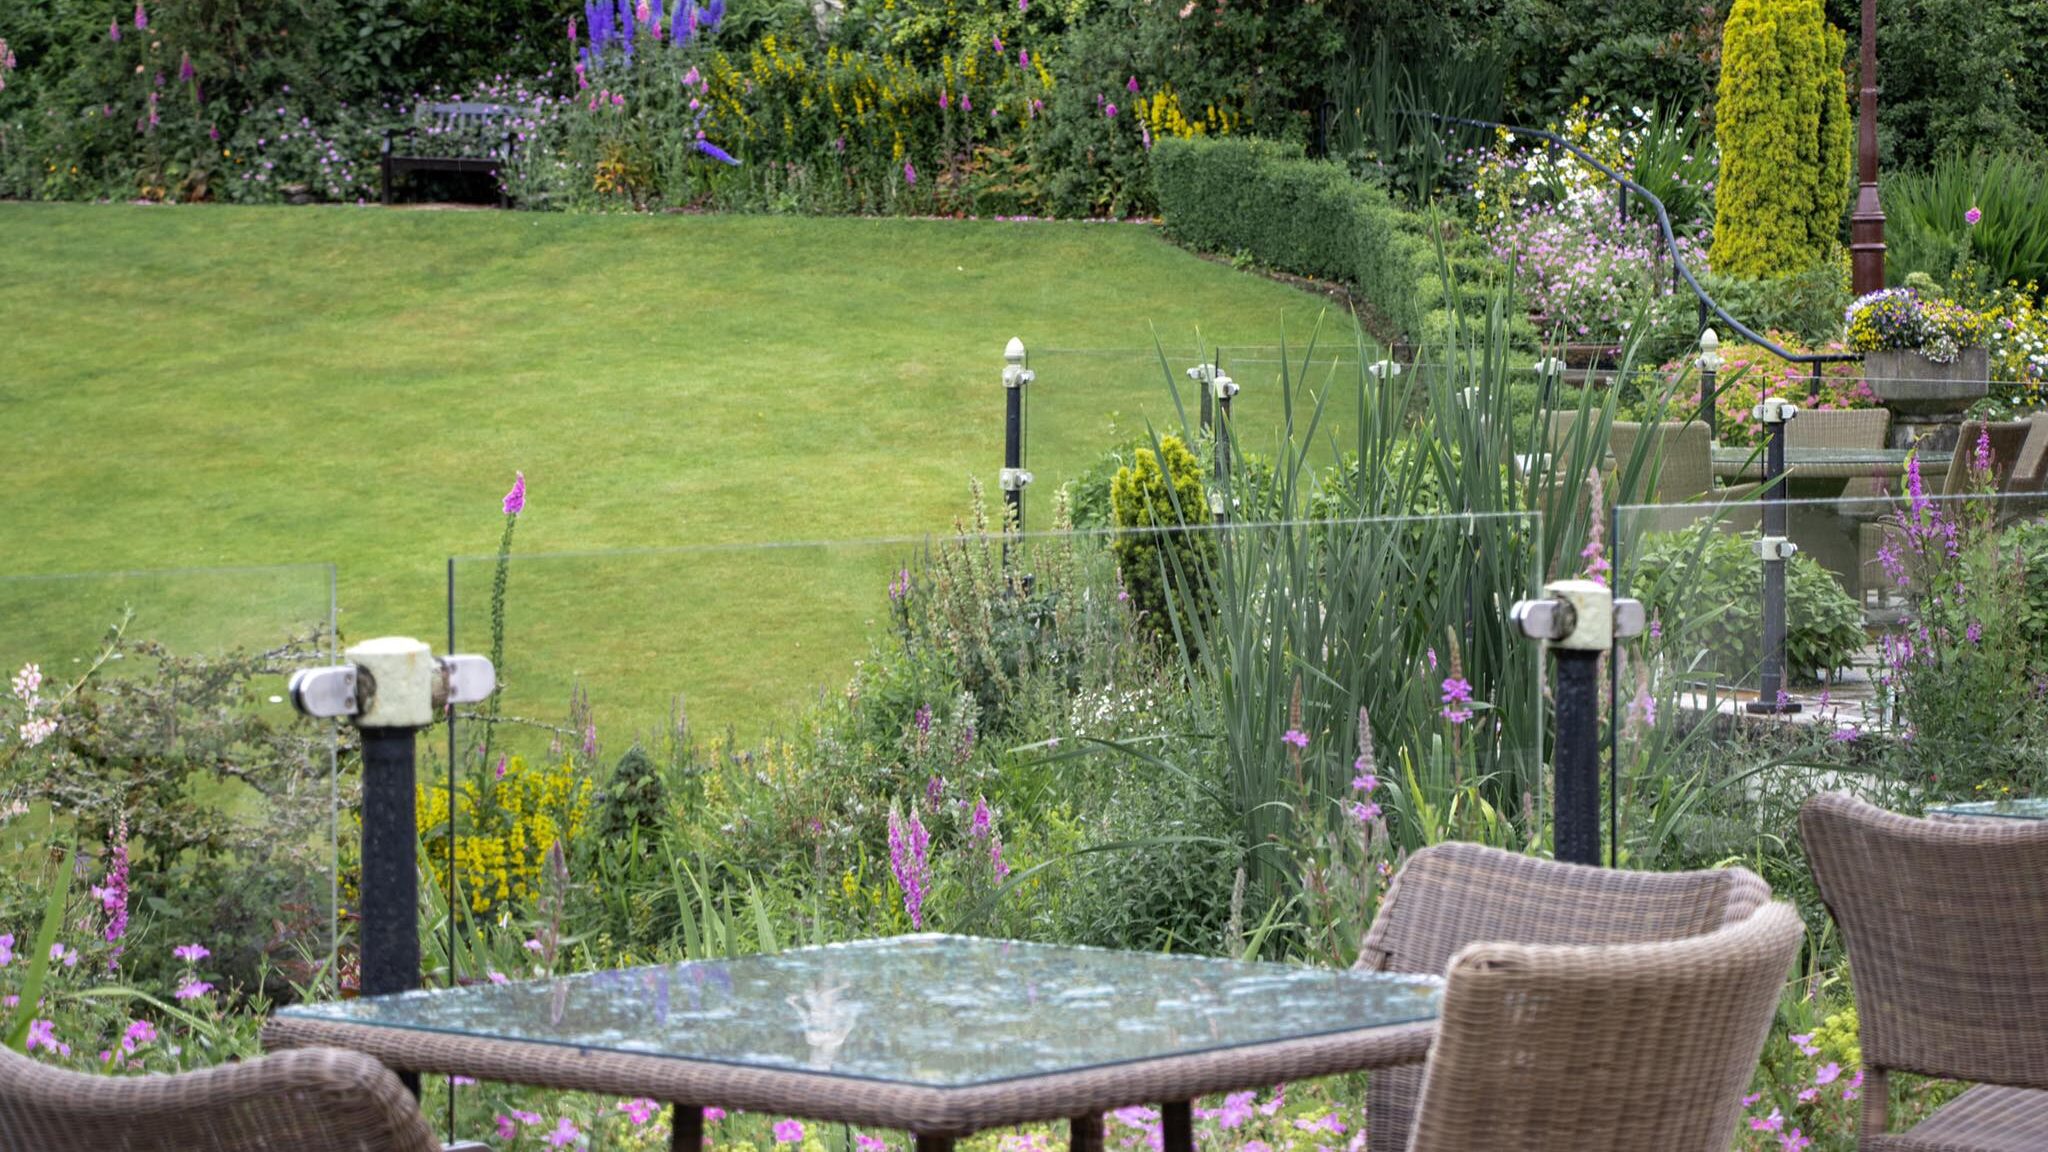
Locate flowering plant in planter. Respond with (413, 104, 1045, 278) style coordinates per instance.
(1844, 288, 1986, 364)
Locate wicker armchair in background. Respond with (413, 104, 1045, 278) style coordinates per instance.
(0, 1043, 440, 1152)
(1355, 841, 1773, 1152)
(1800, 792, 2048, 1151)
(1609, 420, 1716, 505)
(1405, 900, 1804, 1152)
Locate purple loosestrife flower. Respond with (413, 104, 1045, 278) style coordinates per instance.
(695, 139, 740, 165)
(1281, 728, 1309, 749)
(1349, 800, 1382, 824)
(889, 568, 911, 601)
(990, 836, 1009, 880)
(1974, 427, 1993, 474)
(94, 817, 130, 966)
(887, 807, 931, 928)
(1966, 206, 1982, 226)
(1019, 48, 1029, 68)
(178, 53, 193, 82)
(926, 774, 944, 803)
(970, 796, 992, 840)
(0, 935, 12, 966)
(1440, 677, 1474, 724)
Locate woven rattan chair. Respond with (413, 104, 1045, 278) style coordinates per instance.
(1790, 408, 1891, 499)
(1800, 792, 2048, 1151)
(1609, 420, 1715, 505)
(1405, 900, 1804, 1152)
(0, 1043, 440, 1152)
(1938, 419, 2030, 496)
(1356, 841, 1773, 1152)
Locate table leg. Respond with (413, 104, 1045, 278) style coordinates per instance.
(915, 1136, 956, 1152)
(1069, 1112, 1105, 1152)
(670, 1105, 703, 1151)
(1161, 1102, 1193, 1152)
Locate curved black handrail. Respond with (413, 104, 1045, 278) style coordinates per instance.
(1424, 112, 1860, 367)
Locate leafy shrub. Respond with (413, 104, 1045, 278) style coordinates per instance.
(588, 744, 671, 859)
(1710, 0, 1851, 279)
(1151, 136, 1496, 342)
(1631, 522, 1866, 682)
(1111, 434, 1215, 643)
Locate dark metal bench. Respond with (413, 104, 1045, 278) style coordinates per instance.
(380, 102, 516, 208)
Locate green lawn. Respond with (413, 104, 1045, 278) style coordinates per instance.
(0, 203, 1367, 736)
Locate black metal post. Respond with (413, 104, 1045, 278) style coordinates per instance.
(1747, 405, 1801, 715)
(1213, 386, 1232, 526)
(1004, 376, 1023, 530)
(671, 1106, 704, 1152)
(1553, 648, 1602, 866)
(1199, 370, 1213, 436)
(358, 725, 423, 1096)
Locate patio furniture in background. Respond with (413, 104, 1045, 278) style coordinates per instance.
(1937, 418, 2031, 496)
(1610, 421, 1715, 504)
(1355, 842, 1772, 1152)
(1800, 792, 2048, 1151)
(1927, 797, 2048, 822)
(0, 1044, 439, 1152)
(264, 934, 1444, 1152)
(1406, 901, 1805, 1152)
(1859, 416, 2047, 606)
(381, 102, 517, 209)
(1794, 409, 1893, 499)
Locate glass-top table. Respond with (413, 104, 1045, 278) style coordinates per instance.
(266, 934, 1443, 1150)
(1926, 797, 2048, 821)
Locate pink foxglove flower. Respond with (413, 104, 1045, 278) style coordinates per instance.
(502, 470, 526, 516)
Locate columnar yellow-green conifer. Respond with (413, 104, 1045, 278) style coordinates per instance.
(1711, 0, 1854, 278)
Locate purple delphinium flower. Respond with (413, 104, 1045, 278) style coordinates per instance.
(886, 807, 930, 928)
(1965, 206, 1982, 226)
(694, 139, 740, 165)
(1440, 677, 1474, 724)
(502, 471, 527, 516)
(1281, 728, 1309, 749)
(703, 0, 724, 26)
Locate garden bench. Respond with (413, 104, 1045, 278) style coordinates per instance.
(380, 102, 516, 209)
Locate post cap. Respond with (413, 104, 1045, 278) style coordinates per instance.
(1005, 337, 1025, 364)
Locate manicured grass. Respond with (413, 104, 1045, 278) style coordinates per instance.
(0, 203, 1366, 733)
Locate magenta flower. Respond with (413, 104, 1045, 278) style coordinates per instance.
(1348, 800, 1382, 824)
(774, 1121, 806, 1144)
(121, 1020, 157, 1052)
(134, 3, 148, 29)
(178, 53, 194, 82)
(970, 796, 993, 840)
(174, 979, 214, 1001)
(1019, 48, 1029, 68)
(1815, 1062, 1842, 1086)
(620, 1098, 661, 1124)
(992, 34, 1003, 51)
(496, 1116, 520, 1141)
(887, 807, 931, 928)
(1965, 206, 1982, 226)
(1440, 677, 1474, 724)
(568, 14, 578, 41)
(903, 160, 917, 185)
(960, 93, 972, 112)
(25, 1019, 62, 1054)
(1281, 728, 1309, 749)
(1127, 76, 1139, 92)
(502, 470, 526, 516)
(109, 19, 121, 41)
(0, 935, 11, 967)
(1104, 102, 1118, 118)
(173, 943, 210, 963)
(543, 1117, 582, 1148)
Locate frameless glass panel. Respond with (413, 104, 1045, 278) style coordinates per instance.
(280, 934, 1442, 1086)
(1612, 487, 2048, 881)
(440, 511, 1542, 982)
(0, 563, 340, 1012)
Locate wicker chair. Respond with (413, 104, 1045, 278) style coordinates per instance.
(1405, 900, 1804, 1152)
(1609, 420, 1715, 505)
(0, 1043, 440, 1152)
(1800, 792, 2048, 1151)
(1938, 419, 2031, 496)
(1356, 841, 1773, 1152)
(1790, 408, 1891, 499)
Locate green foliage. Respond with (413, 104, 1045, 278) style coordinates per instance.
(1872, 0, 2048, 169)
(1711, 0, 1852, 278)
(589, 744, 671, 858)
(1882, 152, 2048, 294)
(1631, 521, 1866, 681)
(1110, 434, 1216, 642)
(1151, 136, 1499, 342)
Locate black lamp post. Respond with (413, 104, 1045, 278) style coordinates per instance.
(1850, 0, 1885, 295)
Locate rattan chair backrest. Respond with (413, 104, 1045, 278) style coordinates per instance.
(1800, 791, 2048, 1090)
(1406, 901, 1804, 1152)
(0, 1043, 439, 1152)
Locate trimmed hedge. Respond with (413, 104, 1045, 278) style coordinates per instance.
(1151, 136, 1502, 344)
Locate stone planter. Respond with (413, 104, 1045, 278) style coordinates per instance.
(1864, 347, 1990, 452)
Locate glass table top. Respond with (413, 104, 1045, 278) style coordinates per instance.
(1926, 797, 2048, 821)
(278, 935, 1442, 1087)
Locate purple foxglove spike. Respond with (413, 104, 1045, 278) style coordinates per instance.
(704, 0, 723, 27)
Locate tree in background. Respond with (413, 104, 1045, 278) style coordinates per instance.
(1710, 0, 1852, 278)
